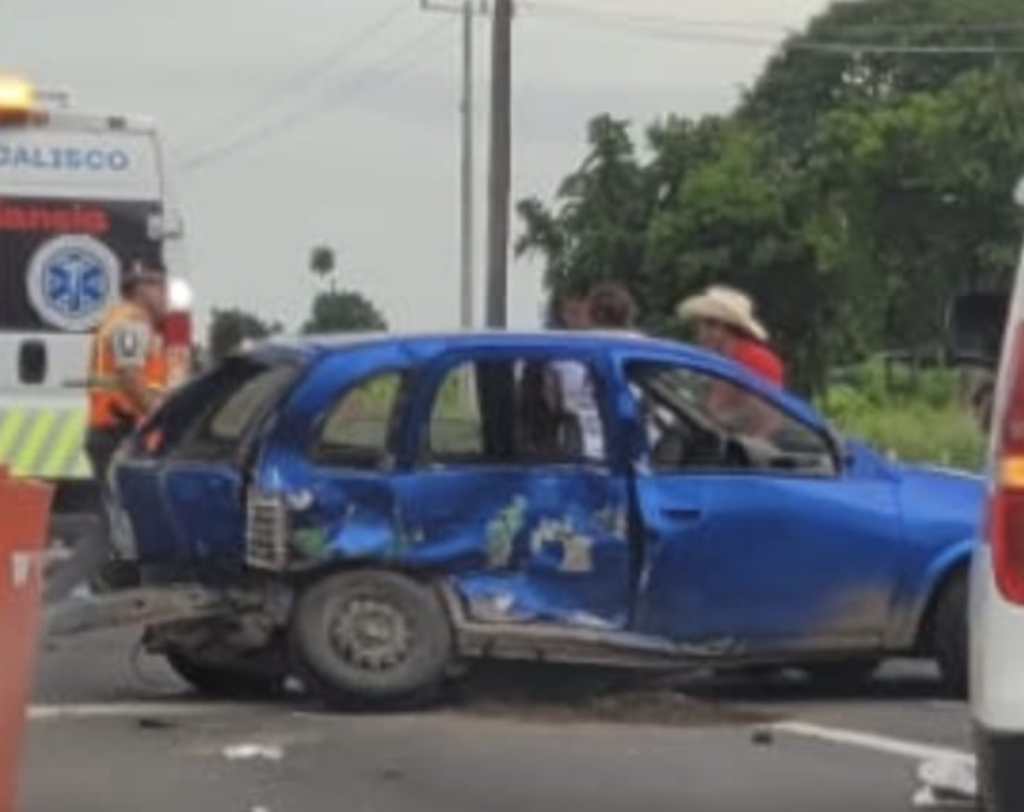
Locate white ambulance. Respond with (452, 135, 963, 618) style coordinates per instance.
(0, 75, 193, 533)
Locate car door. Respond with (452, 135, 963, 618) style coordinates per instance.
(623, 355, 904, 653)
(390, 347, 634, 630)
(113, 354, 301, 577)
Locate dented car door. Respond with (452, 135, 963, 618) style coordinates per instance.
(390, 348, 634, 630)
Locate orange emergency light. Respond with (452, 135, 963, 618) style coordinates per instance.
(0, 75, 36, 117)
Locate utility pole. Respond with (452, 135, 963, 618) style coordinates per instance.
(420, 0, 481, 330)
(485, 0, 513, 328)
(459, 1, 475, 331)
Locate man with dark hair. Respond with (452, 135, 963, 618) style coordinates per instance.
(588, 282, 637, 331)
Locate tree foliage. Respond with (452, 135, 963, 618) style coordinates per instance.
(302, 291, 388, 335)
(208, 308, 281, 361)
(518, 0, 1024, 394)
(309, 245, 337, 283)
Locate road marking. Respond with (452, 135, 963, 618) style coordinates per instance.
(770, 721, 975, 765)
(27, 701, 255, 721)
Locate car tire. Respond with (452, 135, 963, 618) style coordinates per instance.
(165, 650, 285, 700)
(932, 571, 968, 697)
(803, 660, 880, 693)
(290, 570, 454, 710)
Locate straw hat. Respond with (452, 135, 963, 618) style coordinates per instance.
(676, 285, 769, 342)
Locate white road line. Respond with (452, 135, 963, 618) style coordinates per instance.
(771, 721, 975, 766)
(27, 701, 253, 721)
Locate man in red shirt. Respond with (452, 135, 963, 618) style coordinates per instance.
(677, 286, 785, 437)
(676, 285, 784, 386)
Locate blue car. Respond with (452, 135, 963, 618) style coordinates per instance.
(110, 331, 982, 704)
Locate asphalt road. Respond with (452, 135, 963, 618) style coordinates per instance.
(21, 629, 974, 812)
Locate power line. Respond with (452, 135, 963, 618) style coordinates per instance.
(526, 0, 1024, 37)
(523, 4, 1024, 55)
(519, 1, 790, 34)
(174, 0, 411, 155)
(179, 19, 452, 174)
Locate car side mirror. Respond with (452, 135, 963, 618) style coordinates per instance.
(946, 292, 1008, 369)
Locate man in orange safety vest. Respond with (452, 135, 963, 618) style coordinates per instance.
(85, 264, 169, 487)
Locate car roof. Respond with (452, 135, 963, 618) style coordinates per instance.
(254, 330, 825, 428)
(271, 329, 694, 357)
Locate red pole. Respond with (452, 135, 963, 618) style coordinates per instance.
(0, 467, 53, 812)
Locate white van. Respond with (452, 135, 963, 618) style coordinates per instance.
(0, 76, 192, 531)
(949, 227, 1024, 812)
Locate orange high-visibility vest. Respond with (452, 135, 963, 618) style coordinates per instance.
(87, 302, 167, 429)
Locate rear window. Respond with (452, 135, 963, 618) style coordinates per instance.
(137, 356, 301, 462)
(207, 365, 297, 443)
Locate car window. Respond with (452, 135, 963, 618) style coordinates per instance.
(315, 371, 405, 469)
(208, 365, 299, 443)
(627, 361, 836, 476)
(427, 363, 484, 459)
(150, 357, 300, 462)
(422, 355, 609, 466)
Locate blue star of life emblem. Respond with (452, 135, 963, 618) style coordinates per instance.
(27, 235, 121, 332)
(44, 249, 110, 320)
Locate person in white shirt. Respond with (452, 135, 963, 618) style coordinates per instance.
(548, 283, 640, 461)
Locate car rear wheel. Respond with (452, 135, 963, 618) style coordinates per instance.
(290, 570, 454, 709)
(165, 649, 286, 699)
(932, 572, 968, 697)
(802, 660, 880, 693)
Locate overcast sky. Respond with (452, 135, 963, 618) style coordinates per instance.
(0, 0, 832, 332)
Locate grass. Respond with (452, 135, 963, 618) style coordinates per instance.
(829, 403, 984, 470)
(820, 364, 985, 471)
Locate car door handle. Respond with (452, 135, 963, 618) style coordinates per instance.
(660, 507, 703, 522)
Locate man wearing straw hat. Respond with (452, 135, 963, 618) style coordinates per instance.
(676, 285, 785, 387)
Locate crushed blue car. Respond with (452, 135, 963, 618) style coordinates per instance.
(106, 331, 982, 704)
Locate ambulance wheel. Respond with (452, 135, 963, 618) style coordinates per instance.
(165, 650, 285, 700)
(290, 570, 454, 710)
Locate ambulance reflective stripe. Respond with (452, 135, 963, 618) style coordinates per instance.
(0, 409, 91, 478)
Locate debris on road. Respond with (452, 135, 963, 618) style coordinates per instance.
(912, 757, 978, 809)
(222, 743, 285, 762)
(751, 726, 775, 746)
(450, 664, 777, 727)
(136, 717, 176, 731)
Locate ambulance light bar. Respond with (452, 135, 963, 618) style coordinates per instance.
(0, 75, 36, 114)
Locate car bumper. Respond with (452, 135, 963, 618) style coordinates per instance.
(976, 727, 1024, 812)
(970, 545, 1024, 729)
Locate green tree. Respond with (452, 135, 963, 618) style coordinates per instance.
(741, 0, 1024, 156)
(804, 65, 1024, 354)
(516, 0, 1024, 394)
(208, 308, 281, 361)
(310, 245, 337, 287)
(517, 115, 655, 304)
(302, 291, 387, 335)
